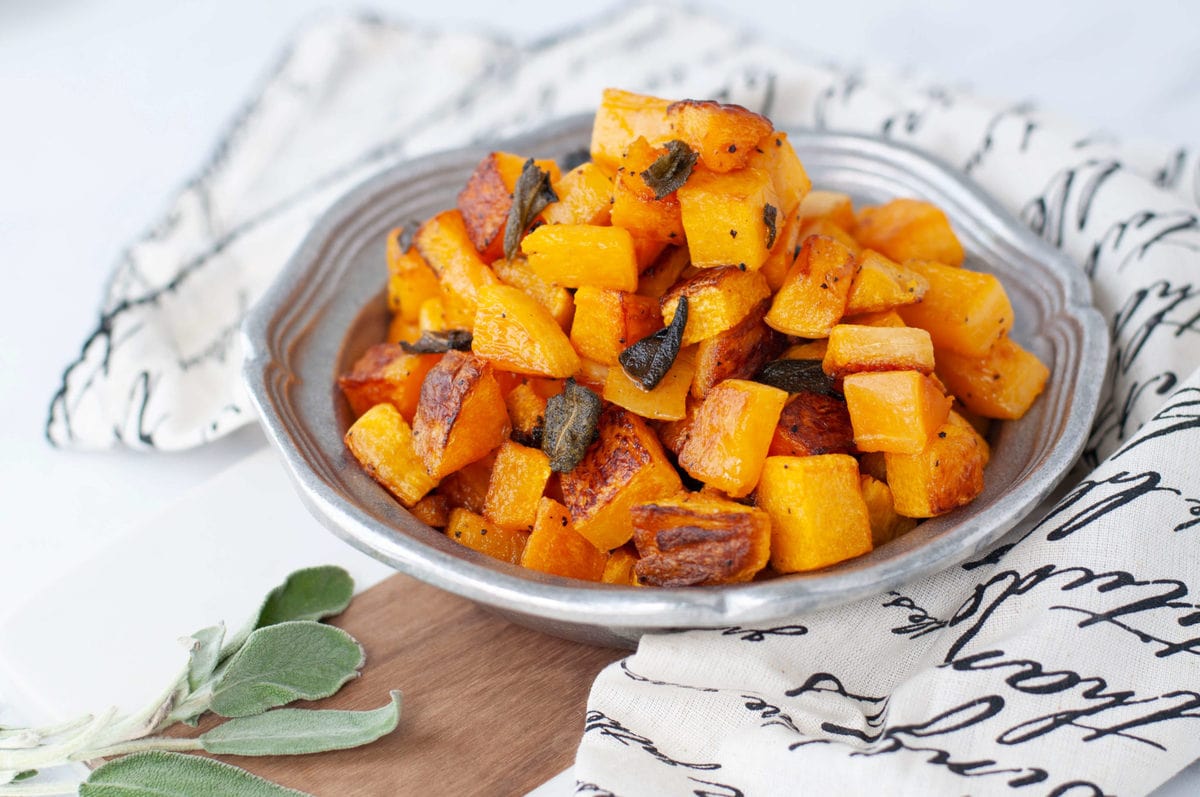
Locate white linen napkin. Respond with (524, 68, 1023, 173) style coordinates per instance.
(45, 5, 1200, 795)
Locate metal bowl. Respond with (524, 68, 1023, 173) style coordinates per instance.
(242, 115, 1107, 648)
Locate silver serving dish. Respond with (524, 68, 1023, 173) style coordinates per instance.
(242, 115, 1107, 648)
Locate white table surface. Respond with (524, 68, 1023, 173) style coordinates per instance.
(2, 1, 1198, 793)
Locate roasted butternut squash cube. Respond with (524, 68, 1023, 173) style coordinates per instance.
(782, 340, 828, 361)
(759, 209, 803, 291)
(844, 249, 930, 315)
(436, 451, 497, 514)
(560, 406, 683, 551)
(947, 409, 991, 466)
(603, 346, 696, 421)
(543, 161, 614, 227)
(823, 324, 935, 378)
(935, 336, 1050, 419)
(842, 309, 907, 328)
(886, 421, 986, 517)
(756, 454, 873, 572)
(386, 316, 421, 346)
(658, 396, 701, 457)
(521, 224, 639, 291)
(504, 382, 547, 447)
(637, 246, 691, 298)
(677, 166, 780, 270)
(665, 99, 773, 173)
(590, 88, 674, 173)
(386, 231, 442, 323)
(573, 358, 610, 392)
(896, 260, 1014, 357)
(483, 440, 552, 532)
(338, 343, 440, 420)
(410, 493, 450, 528)
(747, 132, 811, 218)
(446, 507, 528, 565)
(677, 379, 788, 497)
(631, 492, 771, 586)
(691, 299, 784, 398)
(661, 266, 771, 346)
(798, 190, 855, 229)
(472, 284, 581, 378)
(570, 286, 662, 366)
(456, 152, 562, 263)
(344, 403, 439, 507)
(414, 209, 501, 312)
(765, 234, 858, 338)
(491, 256, 575, 331)
(631, 233, 669, 271)
(413, 351, 510, 479)
(859, 474, 917, 546)
(602, 546, 639, 585)
(520, 498, 608, 581)
(859, 451, 888, 483)
(854, 198, 965, 267)
(768, 390, 855, 457)
(611, 137, 685, 243)
(799, 217, 861, 256)
(417, 295, 449, 334)
(843, 370, 952, 454)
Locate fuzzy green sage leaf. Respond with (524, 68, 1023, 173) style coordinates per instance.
(640, 140, 697, 200)
(503, 159, 557, 261)
(81, 751, 310, 797)
(185, 625, 225, 693)
(754, 358, 841, 397)
(541, 378, 602, 473)
(619, 295, 688, 390)
(201, 691, 401, 757)
(254, 566, 354, 629)
(210, 622, 364, 718)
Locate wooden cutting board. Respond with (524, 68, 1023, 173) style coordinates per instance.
(177, 573, 626, 796)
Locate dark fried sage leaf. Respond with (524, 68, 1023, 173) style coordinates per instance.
(763, 203, 778, 250)
(618, 295, 688, 390)
(395, 220, 421, 253)
(542, 378, 602, 473)
(640, 140, 698, 200)
(399, 329, 473, 354)
(754, 358, 841, 397)
(559, 148, 591, 172)
(503, 158, 558, 261)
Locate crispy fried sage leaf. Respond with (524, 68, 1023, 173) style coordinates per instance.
(640, 140, 698, 200)
(399, 329, 473, 355)
(754, 358, 841, 397)
(542, 378, 602, 473)
(503, 159, 558, 261)
(394, 222, 421, 254)
(763, 203, 778, 250)
(82, 751, 310, 797)
(619, 295, 688, 390)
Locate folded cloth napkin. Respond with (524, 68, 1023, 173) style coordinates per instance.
(47, 4, 1200, 795)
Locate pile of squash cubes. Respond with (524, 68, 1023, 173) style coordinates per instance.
(339, 88, 1050, 587)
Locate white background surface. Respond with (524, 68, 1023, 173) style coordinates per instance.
(1, 0, 1198, 793)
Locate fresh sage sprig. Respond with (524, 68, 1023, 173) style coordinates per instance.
(0, 566, 400, 797)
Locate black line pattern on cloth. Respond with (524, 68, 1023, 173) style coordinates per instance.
(574, 782, 618, 797)
(962, 102, 1038, 176)
(686, 777, 744, 797)
(620, 660, 721, 693)
(882, 591, 948, 639)
(718, 624, 808, 642)
(583, 711, 722, 771)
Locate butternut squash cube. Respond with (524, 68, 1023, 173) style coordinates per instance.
(436, 451, 497, 515)
(747, 132, 811, 218)
(602, 546, 639, 585)
(765, 234, 858, 338)
(844, 249, 930, 315)
(472, 284, 580, 378)
(665, 99, 773, 173)
(843, 370, 952, 454)
(935, 336, 1050, 419)
(842, 309, 907, 328)
(637, 246, 691, 298)
(386, 316, 420, 346)
(691, 299, 784, 398)
(677, 379, 788, 497)
(661, 266, 771, 346)
(417, 295, 449, 334)
(344, 403, 439, 507)
(570, 286, 662, 366)
(386, 230, 442, 323)
(483, 440, 552, 532)
(823, 324, 935, 378)
(677, 166, 780, 270)
(414, 209, 501, 312)
(631, 492, 771, 586)
(886, 421, 986, 517)
(338, 343, 440, 420)
(759, 209, 803, 292)
(768, 390, 855, 457)
(631, 233, 669, 271)
(520, 498, 608, 581)
(610, 137, 685, 243)
(658, 396, 701, 457)
(410, 493, 450, 528)
(800, 217, 861, 256)
(446, 507, 528, 565)
(590, 88, 674, 173)
(573, 358, 610, 392)
(521, 224, 639, 291)
(412, 351, 510, 479)
(947, 409, 991, 466)
(782, 340, 828, 361)
(859, 474, 917, 546)
(756, 454, 873, 572)
(896, 260, 1014, 356)
(854, 198, 965, 267)
(560, 406, 683, 551)
(603, 346, 696, 421)
(491, 256, 575, 331)
(504, 382, 547, 447)
(798, 190, 855, 229)
(543, 161, 614, 227)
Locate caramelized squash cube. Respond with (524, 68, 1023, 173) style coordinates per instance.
(436, 452, 497, 515)
(748, 132, 812, 217)
(543, 161, 614, 227)
(491, 256, 575, 331)
(446, 507, 528, 565)
(843, 370, 952, 454)
(631, 492, 771, 586)
(782, 340, 828, 361)
(765, 234, 858, 338)
(886, 421, 986, 517)
(570, 286, 662, 366)
(417, 295, 449, 334)
(573, 358, 610, 393)
(590, 88, 674, 173)
(410, 493, 450, 528)
(756, 454, 873, 572)
(456, 152, 561, 262)
(344, 403, 439, 507)
(414, 209, 501, 312)
(661, 266, 771, 346)
(603, 346, 696, 421)
(658, 396, 702, 457)
(665, 99, 773, 173)
(896, 260, 1014, 356)
(859, 474, 917, 546)
(759, 209, 803, 292)
(521, 224, 639, 291)
(842, 309, 907, 328)
(691, 299, 784, 398)
(800, 218, 861, 256)
(560, 406, 683, 551)
(935, 336, 1050, 419)
(504, 382, 547, 447)
(823, 324, 935, 378)
(520, 498, 608, 581)
(602, 546, 639, 585)
(947, 409, 991, 466)
(798, 190, 855, 229)
(637, 246, 691, 298)
(854, 198, 965, 267)
(386, 231, 442, 323)
(844, 249, 930, 315)
(473, 284, 581, 378)
(412, 351, 510, 479)
(677, 166, 780, 270)
(338, 343, 440, 420)
(483, 440, 552, 532)
(677, 379, 788, 497)
(610, 137, 685, 243)
(768, 390, 855, 457)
